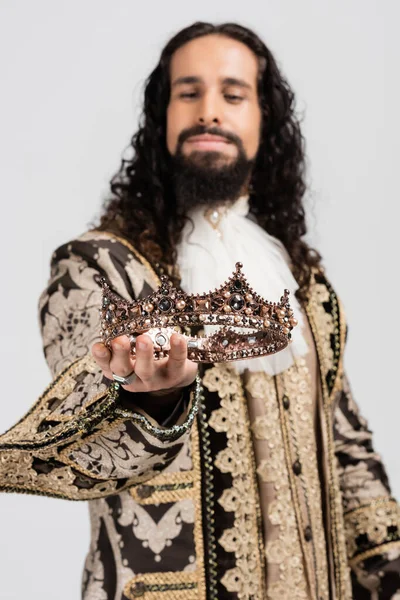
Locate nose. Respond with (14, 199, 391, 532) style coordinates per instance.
(198, 115, 219, 126)
(197, 92, 222, 126)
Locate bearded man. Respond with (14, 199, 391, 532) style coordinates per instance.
(0, 21, 399, 600)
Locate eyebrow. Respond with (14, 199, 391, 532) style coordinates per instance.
(171, 76, 252, 90)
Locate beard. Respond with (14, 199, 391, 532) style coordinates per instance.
(170, 131, 255, 212)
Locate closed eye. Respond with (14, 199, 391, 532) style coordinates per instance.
(179, 92, 244, 102)
(225, 95, 244, 102)
(180, 92, 198, 98)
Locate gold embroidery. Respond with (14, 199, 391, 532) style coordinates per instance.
(247, 370, 310, 600)
(124, 421, 206, 600)
(324, 387, 353, 598)
(124, 570, 198, 600)
(0, 377, 199, 501)
(307, 282, 334, 382)
(349, 540, 400, 567)
(197, 385, 219, 597)
(130, 470, 195, 505)
(306, 269, 346, 403)
(0, 354, 97, 444)
(306, 278, 353, 599)
(344, 498, 400, 561)
(280, 358, 330, 600)
(332, 295, 347, 399)
(0, 449, 121, 500)
(204, 364, 266, 600)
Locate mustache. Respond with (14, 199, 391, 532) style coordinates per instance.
(177, 125, 242, 148)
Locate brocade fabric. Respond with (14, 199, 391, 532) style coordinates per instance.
(0, 229, 399, 600)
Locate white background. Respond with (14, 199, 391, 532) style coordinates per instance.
(0, 1, 398, 598)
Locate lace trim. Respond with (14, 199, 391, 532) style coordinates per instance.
(349, 540, 400, 566)
(0, 380, 120, 451)
(204, 364, 266, 600)
(307, 284, 334, 378)
(306, 271, 346, 402)
(279, 358, 330, 600)
(248, 368, 311, 600)
(306, 283, 353, 599)
(344, 497, 400, 562)
(0, 354, 103, 445)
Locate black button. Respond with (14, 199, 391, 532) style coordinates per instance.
(293, 460, 302, 476)
(137, 485, 153, 499)
(131, 581, 146, 597)
(282, 395, 290, 410)
(304, 525, 313, 541)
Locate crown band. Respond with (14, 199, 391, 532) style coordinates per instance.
(98, 262, 298, 363)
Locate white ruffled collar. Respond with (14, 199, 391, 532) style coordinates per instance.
(176, 194, 309, 375)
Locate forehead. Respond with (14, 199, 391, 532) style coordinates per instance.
(169, 34, 259, 88)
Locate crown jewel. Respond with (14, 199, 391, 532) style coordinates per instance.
(99, 262, 298, 363)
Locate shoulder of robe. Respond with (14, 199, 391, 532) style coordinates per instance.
(51, 229, 147, 270)
(49, 229, 161, 300)
(308, 264, 346, 325)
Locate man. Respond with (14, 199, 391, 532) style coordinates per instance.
(0, 21, 399, 600)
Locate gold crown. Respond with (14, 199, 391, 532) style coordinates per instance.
(99, 262, 298, 363)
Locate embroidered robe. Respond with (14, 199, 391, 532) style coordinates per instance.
(0, 230, 399, 600)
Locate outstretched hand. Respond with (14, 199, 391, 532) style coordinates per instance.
(91, 333, 198, 395)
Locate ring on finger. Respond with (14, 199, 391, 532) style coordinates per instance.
(112, 370, 137, 386)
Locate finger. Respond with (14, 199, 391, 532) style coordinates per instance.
(166, 333, 188, 379)
(109, 335, 135, 377)
(134, 334, 155, 384)
(92, 342, 112, 375)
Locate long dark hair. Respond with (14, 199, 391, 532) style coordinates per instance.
(94, 21, 323, 303)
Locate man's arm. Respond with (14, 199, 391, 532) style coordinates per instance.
(0, 231, 199, 501)
(334, 370, 400, 597)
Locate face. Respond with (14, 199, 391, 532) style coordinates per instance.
(166, 34, 262, 195)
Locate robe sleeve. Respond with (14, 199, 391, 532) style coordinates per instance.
(334, 369, 400, 597)
(0, 231, 199, 501)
